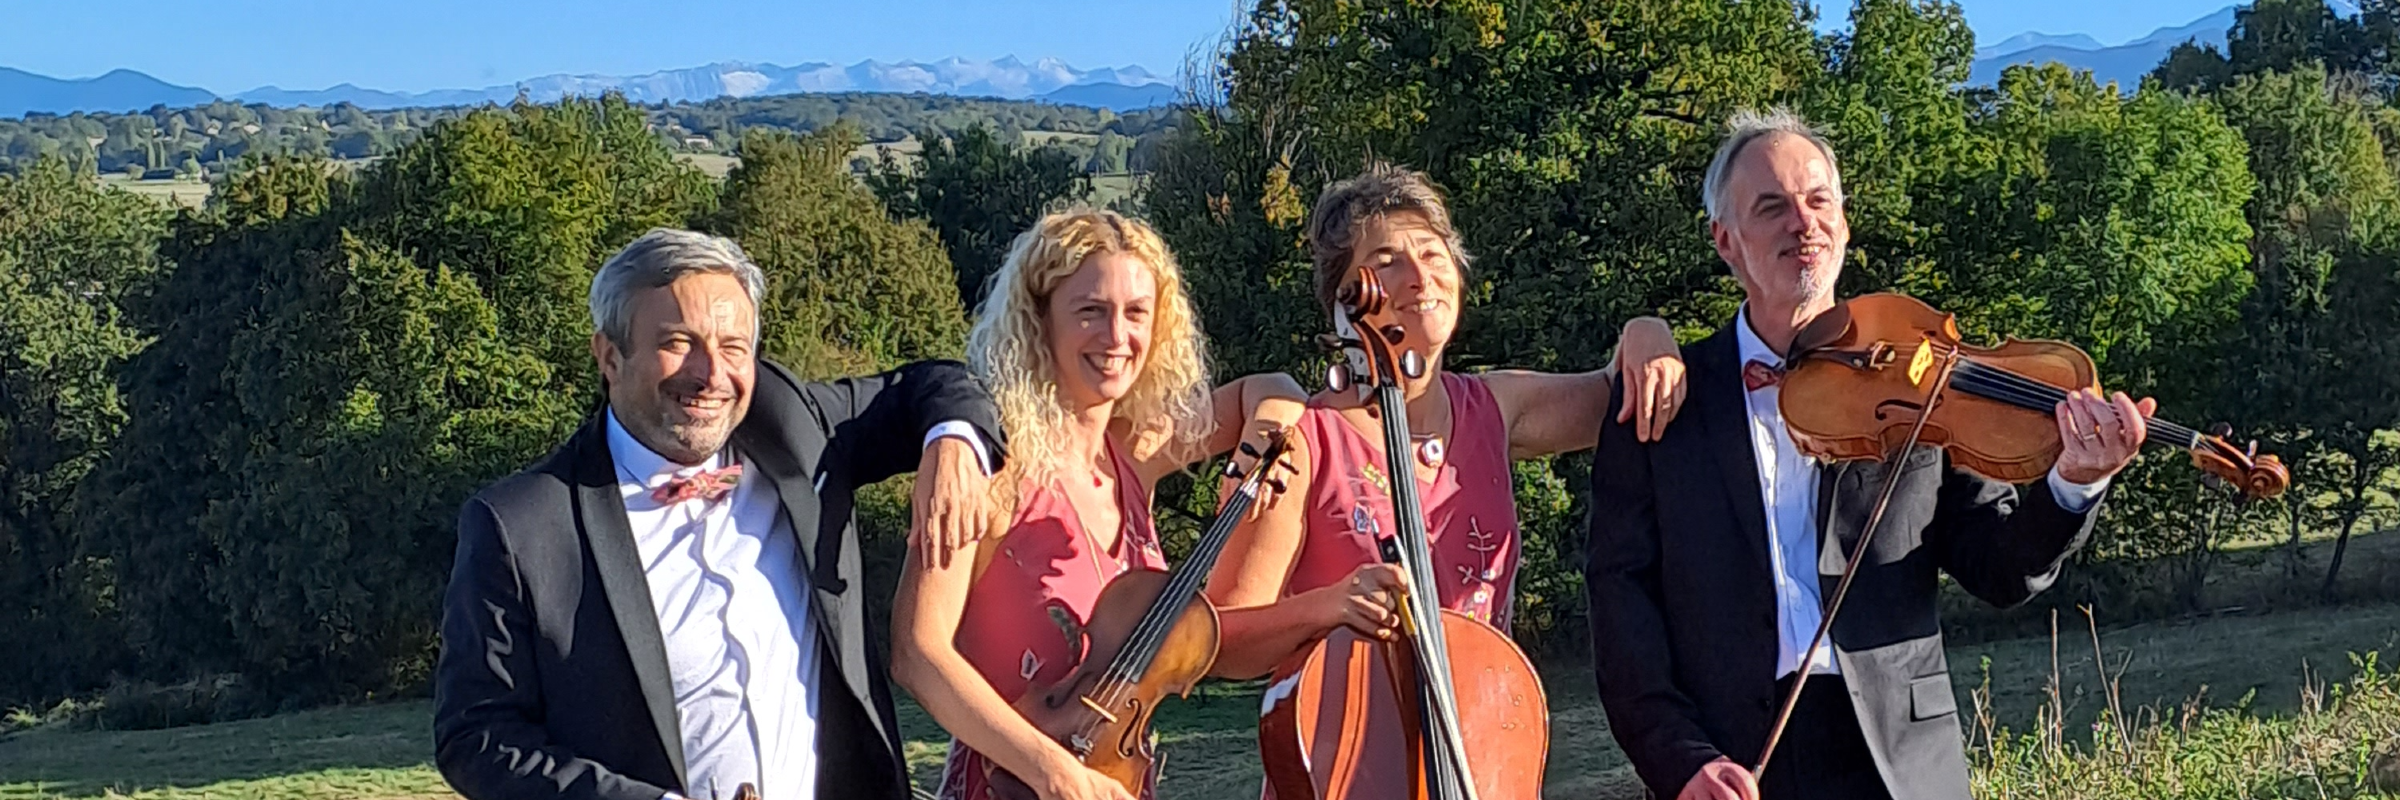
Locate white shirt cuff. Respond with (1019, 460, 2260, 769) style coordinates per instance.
(923, 420, 994, 475)
(2047, 467, 2109, 514)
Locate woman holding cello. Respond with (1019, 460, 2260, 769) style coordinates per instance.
(1201, 163, 1691, 798)
(890, 209, 1305, 800)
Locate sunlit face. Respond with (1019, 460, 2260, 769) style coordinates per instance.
(1711, 132, 1848, 312)
(592, 272, 757, 465)
(1045, 251, 1158, 410)
(1346, 210, 1462, 354)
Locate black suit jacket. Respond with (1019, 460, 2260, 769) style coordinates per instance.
(1584, 322, 2100, 799)
(434, 359, 1003, 800)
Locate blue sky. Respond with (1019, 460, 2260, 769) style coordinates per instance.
(3, 1, 2238, 94)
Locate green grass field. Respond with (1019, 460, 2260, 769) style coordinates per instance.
(6, 598, 2396, 800)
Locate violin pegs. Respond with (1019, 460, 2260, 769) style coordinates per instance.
(1380, 325, 1406, 346)
(2211, 422, 2234, 439)
(1400, 350, 1427, 380)
(1326, 363, 1353, 393)
(1240, 442, 1261, 458)
(1225, 462, 1243, 479)
(1264, 478, 1288, 494)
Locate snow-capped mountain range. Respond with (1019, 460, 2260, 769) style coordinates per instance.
(0, 57, 1181, 117)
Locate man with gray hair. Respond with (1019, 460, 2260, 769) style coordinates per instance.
(1586, 109, 2154, 800)
(435, 228, 1004, 800)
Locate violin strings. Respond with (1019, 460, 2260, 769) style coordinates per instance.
(1088, 488, 1257, 715)
(1951, 358, 2202, 446)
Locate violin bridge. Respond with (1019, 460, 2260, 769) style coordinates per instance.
(1079, 695, 1120, 724)
(1908, 337, 1936, 386)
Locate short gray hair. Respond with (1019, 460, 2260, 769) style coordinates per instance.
(1701, 107, 1845, 222)
(589, 228, 768, 348)
(1306, 162, 1473, 310)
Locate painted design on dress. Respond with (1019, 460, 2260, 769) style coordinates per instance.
(1359, 461, 1389, 493)
(1326, 469, 1389, 543)
(1452, 516, 1511, 622)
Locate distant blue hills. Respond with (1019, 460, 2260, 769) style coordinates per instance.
(1969, 5, 2238, 89)
(1, 5, 2256, 118)
(0, 57, 1181, 117)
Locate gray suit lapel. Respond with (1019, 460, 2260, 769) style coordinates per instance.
(571, 417, 688, 787)
(1818, 460, 1851, 577)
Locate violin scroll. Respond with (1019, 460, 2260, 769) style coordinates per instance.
(2190, 435, 2290, 499)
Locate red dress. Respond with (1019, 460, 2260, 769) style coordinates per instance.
(1284, 372, 1523, 630)
(935, 439, 1167, 800)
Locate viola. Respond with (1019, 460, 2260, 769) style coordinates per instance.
(1751, 292, 2287, 776)
(985, 430, 1297, 799)
(1258, 266, 1548, 800)
(1777, 293, 2288, 498)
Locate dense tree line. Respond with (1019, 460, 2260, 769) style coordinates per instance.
(2, 0, 2397, 719)
(1146, 0, 2400, 653)
(0, 92, 1180, 178)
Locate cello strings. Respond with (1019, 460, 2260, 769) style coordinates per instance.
(1372, 387, 1479, 793)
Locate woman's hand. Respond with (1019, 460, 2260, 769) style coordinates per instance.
(1035, 755, 1138, 800)
(1308, 563, 1407, 640)
(1614, 317, 1688, 443)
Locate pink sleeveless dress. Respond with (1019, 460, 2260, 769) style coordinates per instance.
(1284, 372, 1522, 629)
(935, 439, 1168, 800)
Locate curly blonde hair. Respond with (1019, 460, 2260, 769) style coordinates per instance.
(968, 208, 1215, 497)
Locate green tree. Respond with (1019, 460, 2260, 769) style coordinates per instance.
(706, 127, 970, 379)
(868, 123, 1090, 309)
(0, 159, 168, 703)
(2210, 65, 2400, 596)
(80, 97, 719, 698)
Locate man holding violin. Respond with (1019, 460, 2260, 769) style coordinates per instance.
(1584, 108, 2155, 800)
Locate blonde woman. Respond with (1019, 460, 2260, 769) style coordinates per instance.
(891, 209, 1304, 800)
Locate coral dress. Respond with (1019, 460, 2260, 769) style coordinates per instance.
(1283, 372, 1523, 630)
(935, 439, 1167, 800)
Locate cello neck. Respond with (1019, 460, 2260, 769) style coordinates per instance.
(1948, 358, 2206, 451)
(1370, 382, 1481, 800)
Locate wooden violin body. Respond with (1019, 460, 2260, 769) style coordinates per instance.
(1259, 610, 1549, 800)
(987, 570, 1217, 800)
(985, 430, 1294, 800)
(1780, 293, 2288, 498)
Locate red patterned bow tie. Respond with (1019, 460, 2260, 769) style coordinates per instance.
(1742, 359, 1784, 392)
(651, 464, 743, 505)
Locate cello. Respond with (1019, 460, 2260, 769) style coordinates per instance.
(1751, 292, 2288, 774)
(985, 430, 1298, 799)
(1258, 266, 1549, 800)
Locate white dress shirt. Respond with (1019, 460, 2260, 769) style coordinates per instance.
(610, 412, 821, 800)
(610, 411, 989, 800)
(1733, 308, 2106, 679)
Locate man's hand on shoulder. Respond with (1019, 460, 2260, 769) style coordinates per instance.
(913, 436, 992, 570)
(1677, 757, 1760, 800)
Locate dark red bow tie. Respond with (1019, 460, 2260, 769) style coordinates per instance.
(651, 464, 743, 505)
(1742, 359, 1784, 392)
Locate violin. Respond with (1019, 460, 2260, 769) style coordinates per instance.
(1752, 292, 2287, 776)
(1257, 266, 1549, 800)
(1777, 293, 2288, 497)
(986, 430, 1297, 799)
